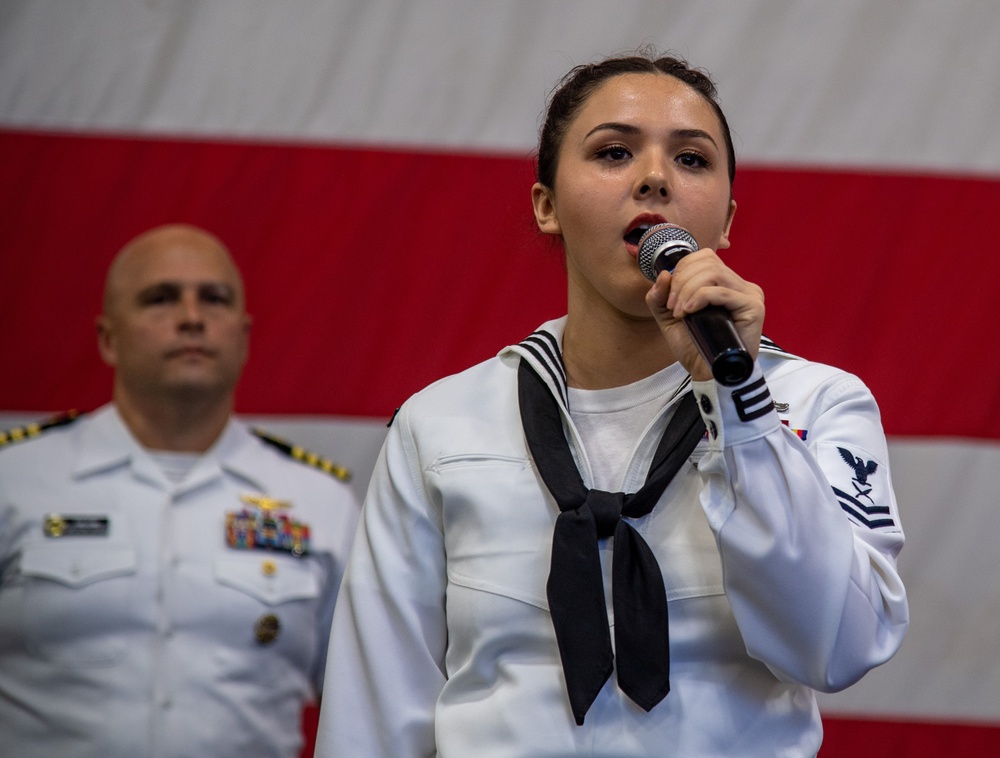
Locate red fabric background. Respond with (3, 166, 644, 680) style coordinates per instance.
(5, 129, 1000, 756)
(4, 130, 1000, 437)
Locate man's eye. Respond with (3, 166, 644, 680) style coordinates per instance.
(200, 287, 234, 305)
(140, 290, 175, 305)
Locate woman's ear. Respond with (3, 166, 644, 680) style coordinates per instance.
(717, 199, 737, 250)
(531, 182, 561, 235)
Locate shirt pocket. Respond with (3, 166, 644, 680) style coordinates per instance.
(210, 552, 323, 675)
(214, 553, 320, 606)
(18, 543, 137, 666)
(430, 453, 553, 612)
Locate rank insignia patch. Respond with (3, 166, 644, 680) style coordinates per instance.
(838, 447, 878, 502)
(821, 444, 898, 531)
(226, 493, 310, 556)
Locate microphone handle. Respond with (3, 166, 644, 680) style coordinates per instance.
(653, 249, 753, 386)
(683, 306, 753, 386)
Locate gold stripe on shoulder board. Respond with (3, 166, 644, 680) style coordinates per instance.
(0, 410, 81, 449)
(251, 428, 351, 482)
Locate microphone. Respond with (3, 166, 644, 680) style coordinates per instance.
(638, 224, 753, 386)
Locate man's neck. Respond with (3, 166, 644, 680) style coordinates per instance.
(112, 387, 232, 453)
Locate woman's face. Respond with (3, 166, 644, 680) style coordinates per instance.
(532, 72, 736, 320)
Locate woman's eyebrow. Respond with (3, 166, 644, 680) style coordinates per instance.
(583, 123, 719, 149)
(583, 122, 640, 140)
(673, 128, 719, 147)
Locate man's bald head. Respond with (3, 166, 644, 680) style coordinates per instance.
(97, 224, 252, 418)
(103, 224, 246, 316)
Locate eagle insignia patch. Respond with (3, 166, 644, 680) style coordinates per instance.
(838, 446, 878, 502)
(824, 444, 897, 531)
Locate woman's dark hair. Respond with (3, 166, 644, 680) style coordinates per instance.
(536, 52, 736, 191)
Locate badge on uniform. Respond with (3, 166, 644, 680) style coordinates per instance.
(43, 514, 110, 538)
(780, 419, 809, 441)
(254, 613, 281, 645)
(225, 493, 311, 556)
(821, 443, 898, 531)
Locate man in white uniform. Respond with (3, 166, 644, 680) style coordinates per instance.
(0, 224, 360, 758)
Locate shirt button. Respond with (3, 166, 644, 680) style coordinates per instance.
(708, 420, 718, 440)
(700, 395, 713, 414)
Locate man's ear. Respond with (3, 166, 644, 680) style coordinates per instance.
(95, 315, 117, 367)
(531, 182, 561, 236)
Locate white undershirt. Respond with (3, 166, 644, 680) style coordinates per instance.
(148, 450, 201, 485)
(567, 362, 689, 491)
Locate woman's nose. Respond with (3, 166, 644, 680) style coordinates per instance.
(636, 158, 670, 198)
(639, 181, 668, 197)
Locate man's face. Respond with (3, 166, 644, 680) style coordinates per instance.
(97, 229, 251, 404)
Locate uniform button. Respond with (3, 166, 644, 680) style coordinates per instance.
(261, 559, 277, 576)
(700, 395, 713, 414)
(708, 421, 718, 440)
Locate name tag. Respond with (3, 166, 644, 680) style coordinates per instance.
(43, 514, 110, 538)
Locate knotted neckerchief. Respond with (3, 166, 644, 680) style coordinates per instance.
(517, 358, 706, 725)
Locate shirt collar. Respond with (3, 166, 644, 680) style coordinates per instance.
(501, 316, 795, 412)
(72, 404, 141, 479)
(500, 317, 570, 409)
(72, 404, 268, 495)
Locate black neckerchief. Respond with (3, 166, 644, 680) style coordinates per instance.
(517, 357, 705, 725)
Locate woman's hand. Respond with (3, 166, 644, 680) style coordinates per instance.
(645, 248, 765, 381)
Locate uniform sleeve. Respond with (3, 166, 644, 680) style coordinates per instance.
(314, 403, 447, 758)
(692, 364, 908, 692)
(309, 484, 361, 696)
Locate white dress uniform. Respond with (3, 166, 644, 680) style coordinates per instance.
(0, 404, 360, 758)
(315, 317, 908, 758)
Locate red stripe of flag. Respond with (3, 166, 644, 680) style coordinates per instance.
(822, 715, 1000, 755)
(3, 130, 999, 438)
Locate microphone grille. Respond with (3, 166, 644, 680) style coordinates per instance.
(637, 224, 698, 281)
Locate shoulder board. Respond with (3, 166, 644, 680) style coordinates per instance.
(251, 428, 351, 482)
(0, 410, 82, 450)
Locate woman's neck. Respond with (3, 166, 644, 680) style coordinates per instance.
(562, 306, 677, 390)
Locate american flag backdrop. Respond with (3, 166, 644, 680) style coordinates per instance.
(2, 1, 1000, 754)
